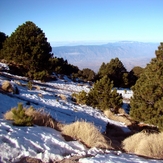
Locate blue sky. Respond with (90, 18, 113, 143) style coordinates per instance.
(1, 0, 163, 45)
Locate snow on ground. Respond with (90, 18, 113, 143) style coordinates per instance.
(0, 67, 162, 162)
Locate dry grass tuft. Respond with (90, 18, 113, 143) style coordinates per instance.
(58, 94, 67, 101)
(35, 85, 41, 90)
(1, 80, 14, 93)
(4, 106, 63, 131)
(25, 107, 63, 131)
(61, 121, 112, 149)
(122, 132, 163, 159)
(3, 110, 14, 120)
(118, 108, 126, 115)
(104, 109, 132, 126)
(14, 80, 22, 86)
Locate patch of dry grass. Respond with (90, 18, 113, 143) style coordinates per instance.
(122, 132, 163, 159)
(58, 94, 67, 101)
(3, 110, 14, 120)
(61, 121, 112, 149)
(4, 106, 63, 131)
(104, 110, 132, 126)
(1, 80, 14, 93)
(25, 107, 63, 131)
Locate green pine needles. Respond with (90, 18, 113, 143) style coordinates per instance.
(72, 75, 123, 112)
(130, 42, 163, 130)
(12, 103, 33, 126)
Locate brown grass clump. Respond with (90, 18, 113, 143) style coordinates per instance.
(4, 106, 63, 131)
(118, 108, 126, 115)
(61, 121, 112, 149)
(58, 94, 67, 101)
(3, 110, 14, 120)
(1, 80, 14, 93)
(122, 132, 163, 159)
(25, 107, 63, 131)
(104, 110, 132, 126)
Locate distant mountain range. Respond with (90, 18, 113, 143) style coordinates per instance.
(52, 41, 159, 72)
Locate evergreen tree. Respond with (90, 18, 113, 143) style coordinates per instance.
(0, 21, 53, 80)
(98, 58, 128, 87)
(130, 43, 163, 130)
(50, 57, 79, 75)
(87, 75, 123, 111)
(0, 32, 8, 50)
(128, 66, 144, 86)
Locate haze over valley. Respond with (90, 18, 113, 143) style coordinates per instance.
(52, 41, 159, 72)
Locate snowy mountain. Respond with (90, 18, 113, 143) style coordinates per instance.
(0, 63, 162, 162)
(52, 41, 159, 72)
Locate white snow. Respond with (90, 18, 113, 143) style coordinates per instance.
(0, 64, 162, 163)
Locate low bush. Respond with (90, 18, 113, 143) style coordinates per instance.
(122, 132, 163, 159)
(27, 81, 33, 90)
(104, 109, 132, 126)
(58, 94, 67, 101)
(72, 91, 87, 105)
(25, 107, 63, 131)
(61, 121, 112, 149)
(4, 104, 63, 130)
(11, 103, 33, 126)
(1, 80, 14, 93)
(3, 110, 14, 120)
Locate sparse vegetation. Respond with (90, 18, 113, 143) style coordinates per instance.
(1, 80, 14, 93)
(61, 121, 112, 149)
(72, 90, 88, 105)
(11, 103, 33, 126)
(27, 80, 33, 90)
(4, 104, 63, 130)
(104, 110, 132, 126)
(122, 132, 163, 159)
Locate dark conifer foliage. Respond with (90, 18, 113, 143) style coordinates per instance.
(97, 58, 128, 87)
(0, 32, 8, 50)
(87, 75, 123, 112)
(128, 66, 144, 86)
(0, 21, 53, 80)
(130, 42, 163, 130)
(50, 57, 79, 75)
(72, 68, 96, 82)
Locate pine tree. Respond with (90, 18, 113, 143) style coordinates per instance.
(0, 21, 53, 80)
(0, 32, 8, 50)
(12, 103, 33, 126)
(87, 75, 123, 111)
(97, 58, 128, 87)
(130, 43, 163, 130)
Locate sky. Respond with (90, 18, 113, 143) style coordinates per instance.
(1, 0, 163, 46)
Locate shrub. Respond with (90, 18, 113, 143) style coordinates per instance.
(25, 107, 63, 131)
(27, 81, 33, 90)
(3, 110, 14, 120)
(104, 110, 132, 126)
(1, 80, 14, 93)
(122, 132, 163, 159)
(87, 76, 123, 111)
(58, 94, 67, 101)
(61, 121, 112, 149)
(72, 91, 88, 105)
(12, 103, 33, 126)
(4, 104, 63, 130)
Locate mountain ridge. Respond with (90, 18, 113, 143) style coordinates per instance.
(52, 41, 159, 72)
